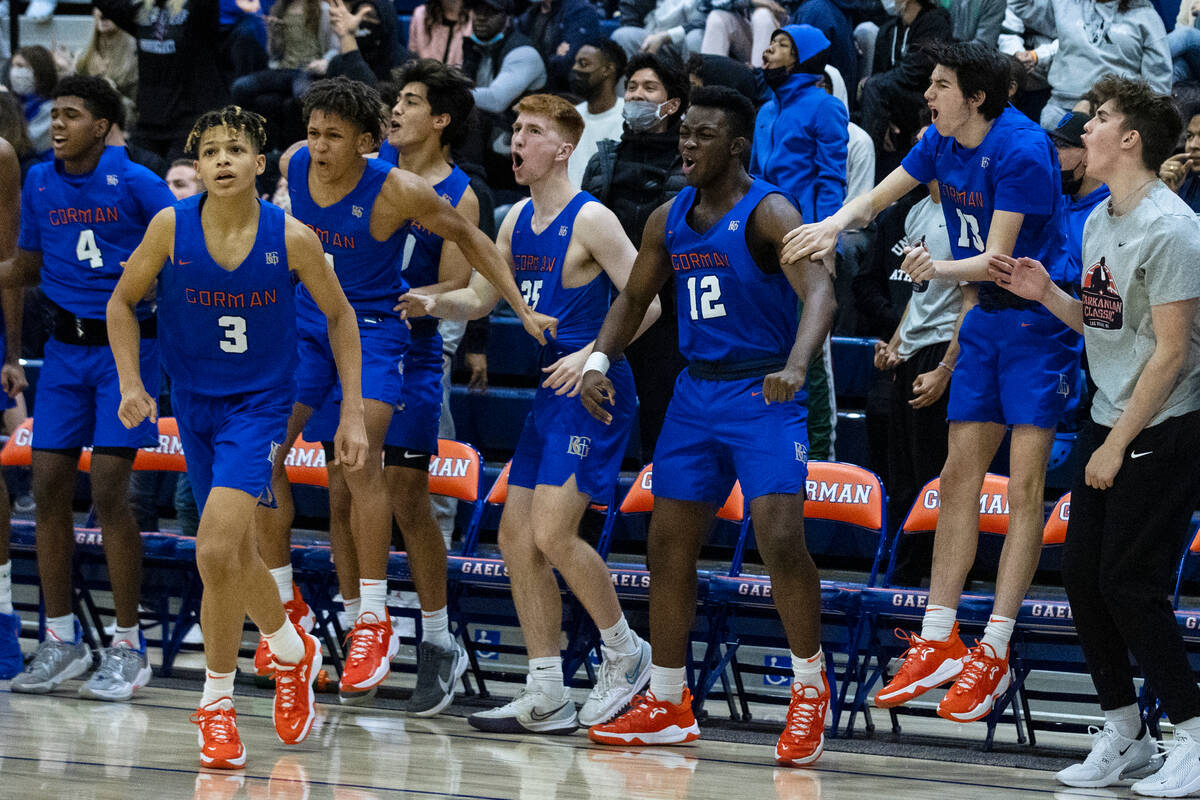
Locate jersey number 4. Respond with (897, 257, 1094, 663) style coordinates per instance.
(76, 229, 103, 269)
(686, 275, 726, 320)
(955, 209, 984, 252)
(219, 315, 248, 353)
(520, 279, 542, 310)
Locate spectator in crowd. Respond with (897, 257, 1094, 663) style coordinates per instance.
(95, 0, 229, 161)
(1161, 110, 1200, 213)
(685, 51, 758, 99)
(950, 0, 1005, 46)
(6, 46, 57, 157)
(165, 158, 202, 199)
(409, 0, 472, 65)
(790, 0, 856, 99)
(0, 91, 38, 179)
(857, 0, 951, 178)
(582, 51, 688, 460)
(1050, 111, 1110, 272)
(461, 0, 547, 189)
(998, 4, 1056, 122)
(1170, 0, 1200, 83)
(325, 0, 401, 84)
(568, 40, 626, 187)
(701, 0, 787, 66)
(516, 0, 601, 90)
(231, 0, 340, 147)
(611, 0, 705, 59)
(76, 10, 140, 109)
(218, 0, 270, 80)
(1008, 0, 1170, 129)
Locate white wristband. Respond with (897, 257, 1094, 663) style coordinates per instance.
(583, 351, 610, 376)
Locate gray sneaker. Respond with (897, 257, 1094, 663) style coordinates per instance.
(468, 686, 579, 735)
(79, 644, 152, 701)
(10, 637, 92, 693)
(578, 637, 652, 726)
(407, 641, 468, 717)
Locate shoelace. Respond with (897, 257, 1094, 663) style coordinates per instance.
(891, 628, 935, 671)
(591, 647, 621, 696)
(274, 663, 302, 715)
(191, 706, 238, 744)
(1081, 725, 1118, 766)
(344, 620, 384, 667)
(785, 690, 823, 738)
(95, 646, 140, 681)
(29, 640, 74, 673)
(952, 644, 1000, 693)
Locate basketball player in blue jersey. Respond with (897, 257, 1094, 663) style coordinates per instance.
(0, 77, 174, 702)
(581, 86, 836, 766)
(257, 77, 553, 704)
(303, 60, 477, 715)
(404, 93, 661, 735)
(108, 107, 368, 770)
(784, 41, 1082, 723)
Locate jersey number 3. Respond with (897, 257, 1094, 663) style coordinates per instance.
(219, 315, 248, 354)
(76, 229, 103, 269)
(687, 275, 726, 320)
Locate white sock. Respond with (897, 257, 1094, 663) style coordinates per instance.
(420, 607, 455, 651)
(920, 605, 956, 642)
(980, 615, 1015, 656)
(1175, 716, 1200, 740)
(343, 596, 361, 621)
(46, 613, 76, 643)
(599, 616, 637, 655)
(649, 664, 687, 705)
(791, 649, 824, 689)
(269, 565, 293, 605)
(112, 624, 141, 651)
(201, 668, 237, 707)
(262, 619, 304, 665)
(1104, 703, 1143, 739)
(0, 561, 12, 615)
(359, 579, 387, 622)
(527, 656, 565, 698)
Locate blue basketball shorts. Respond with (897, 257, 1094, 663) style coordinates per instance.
(948, 306, 1083, 429)
(294, 310, 407, 411)
(173, 382, 295, 512)
(508, 358, 636, 501)
(652, 371, 809, 505)
(32, 336, 161, 450)
(384, 332, 443, 455)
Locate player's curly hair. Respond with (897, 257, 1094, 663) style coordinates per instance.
(51, 74, 125, 131)
(185, 106, 269, 157)
(302, 77, 388, 146)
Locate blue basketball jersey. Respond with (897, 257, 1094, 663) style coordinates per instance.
(402, 165, 472, 341)
(158, 196, 298, 395)
(665, 180, 799, 364)
(378, 140, 398, 166)
(288, 146, 409, 318)
(510, 192, 612, 351)
(18, 146, 174, 319)
(902, 107, 1072, 308)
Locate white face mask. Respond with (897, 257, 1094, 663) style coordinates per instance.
(881, 0, 902, 15)
(9, 66, 34, 97)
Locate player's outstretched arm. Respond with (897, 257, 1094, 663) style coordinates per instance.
(107, 207, 174, 429)
(384, 171, 556, 343)
(762, 194, 837, 404)
(782, 165, 919, 265)
(396, 189, 479, 320)
(580, 202, 674, 424)
(287, 217, 368, 471)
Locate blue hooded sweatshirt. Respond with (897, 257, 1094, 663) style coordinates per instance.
(749, 28, 849, 225)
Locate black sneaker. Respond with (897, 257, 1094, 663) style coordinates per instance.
(406, 641, 467, 717)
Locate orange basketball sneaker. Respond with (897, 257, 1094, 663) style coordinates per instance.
(191, 697, 246, 769)
(937, 641, 1010, 722)
(775, 673, 830, 767)
(873, 623, 968, 709)
(254, 585, 315, 677)
(272, 625, 323, 744)
(338, 611, 398, 703)
(587, 689, 701, 745)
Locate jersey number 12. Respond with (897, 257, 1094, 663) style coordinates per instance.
(687, 275, 726, 320)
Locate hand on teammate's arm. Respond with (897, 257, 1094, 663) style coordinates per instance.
(542, 343, 592, 397)
(988, 253, 1085, 333)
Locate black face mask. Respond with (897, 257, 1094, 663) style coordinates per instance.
(763, 66, 790, 89)
(569, 69, 597, 98)
(1061, 167, 1084, 197)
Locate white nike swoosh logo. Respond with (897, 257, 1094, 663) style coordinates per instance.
(404, 450, 422, 459)
(1131, 450, 1153, 459)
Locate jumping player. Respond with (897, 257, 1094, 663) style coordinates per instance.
(303, 60, 478, 715)
(107, 107, 368, 769)
(0, 76, 174, 701)
(582, 86, 836, 767)
(257, 77, 551, 705)
(783, 41, 1081, 722)
(405, 93, 660, 734)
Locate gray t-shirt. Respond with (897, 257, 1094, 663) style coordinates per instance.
(1081, 181, 1200, 428)
(897, 196, 962, 360)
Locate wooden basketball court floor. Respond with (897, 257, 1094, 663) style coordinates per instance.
(0, 679, 1112, 800)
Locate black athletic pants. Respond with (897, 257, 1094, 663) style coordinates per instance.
(1063, 408, 1200, 722)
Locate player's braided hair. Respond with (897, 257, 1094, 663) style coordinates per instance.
(301, 77, 388, 147)
(185, 106, 268, 158)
